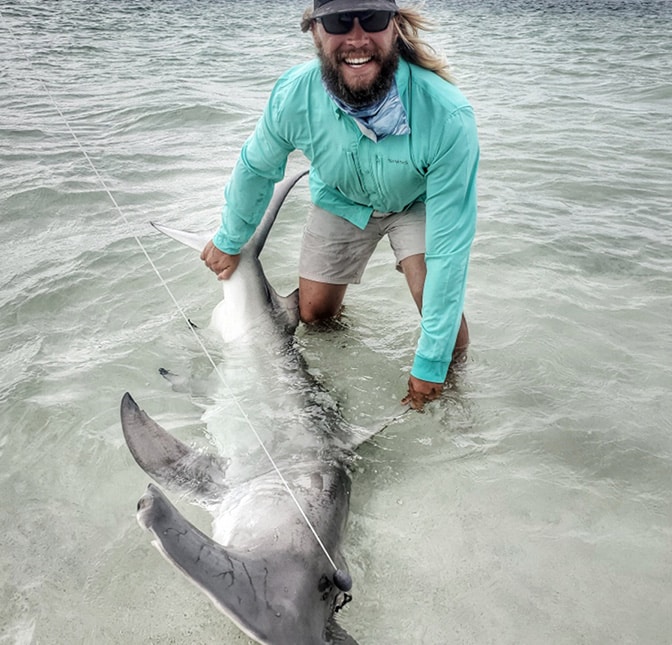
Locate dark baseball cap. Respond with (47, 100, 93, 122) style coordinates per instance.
(312, 0, 399, 18)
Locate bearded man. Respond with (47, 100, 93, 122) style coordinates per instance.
(201, 0, 479, 410)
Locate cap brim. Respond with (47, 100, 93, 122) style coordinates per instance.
(313, 0, 398, 19)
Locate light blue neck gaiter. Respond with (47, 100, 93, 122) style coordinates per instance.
(325, 80, 411, 141)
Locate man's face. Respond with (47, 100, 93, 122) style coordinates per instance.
(312, 13, 399, 107)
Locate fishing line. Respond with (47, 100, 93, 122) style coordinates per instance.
(2, 12, 352, 589)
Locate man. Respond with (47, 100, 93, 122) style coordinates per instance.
(201, 0, 479, 410)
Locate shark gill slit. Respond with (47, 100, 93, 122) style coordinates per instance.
(2, 15, 352, 591)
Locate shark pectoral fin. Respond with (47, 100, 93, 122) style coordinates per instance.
(137, 483, 277, 644)
(270, 286, 300, 333)
(150, 222, 215, 253)
(120, 393, 228, 501)
(159, 367, 211, 398)
(158, 367, 191, 393)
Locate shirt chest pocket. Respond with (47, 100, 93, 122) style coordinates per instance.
(369, 137, 426, 211)
(311, 146, 369, 204)
(312, 134, 425, 211)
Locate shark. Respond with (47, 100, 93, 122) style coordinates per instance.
(120, 171, 367, 644)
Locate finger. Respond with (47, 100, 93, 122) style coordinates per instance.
(401, 392, 424, 412)
(202, 253, 216, 270)
(200, 240, 213, 262)
(410, 397, 425, 412)
(216, 266, 235, 280)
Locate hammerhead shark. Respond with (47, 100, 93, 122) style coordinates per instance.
(120, 171, 367, 644)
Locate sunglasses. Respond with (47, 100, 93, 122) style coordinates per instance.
(317, 10, 394, 35)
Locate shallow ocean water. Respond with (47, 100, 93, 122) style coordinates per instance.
(1, 1, 671, 643)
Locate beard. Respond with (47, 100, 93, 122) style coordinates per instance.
(317, 41, 400, 108)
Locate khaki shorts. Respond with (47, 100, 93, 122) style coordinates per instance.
(299, 202, 426, 284)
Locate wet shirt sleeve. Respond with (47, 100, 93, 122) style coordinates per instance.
(411, 106, 479, 383)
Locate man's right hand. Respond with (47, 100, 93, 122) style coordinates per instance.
(200, 240, 240, 280)
(401, 375, 443, 411)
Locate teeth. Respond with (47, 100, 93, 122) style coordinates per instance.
(344, 56, 372, 66)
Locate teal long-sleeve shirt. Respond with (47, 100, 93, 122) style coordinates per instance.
(213, 58, 479, 383)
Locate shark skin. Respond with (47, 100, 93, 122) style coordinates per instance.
(121, 171, 361, 644)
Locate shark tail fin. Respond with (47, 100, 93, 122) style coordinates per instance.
(120, 393, 228, 503)
(246, 169, 309, 257)
(150, 169, 308, 257)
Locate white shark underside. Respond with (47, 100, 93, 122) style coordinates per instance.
(121, 172, 363, 645)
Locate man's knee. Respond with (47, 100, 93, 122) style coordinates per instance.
(298, 278, 347, 324)
(299, 300, 342, 324)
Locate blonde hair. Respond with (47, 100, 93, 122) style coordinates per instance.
(300, 6, 453, 83)
(394, 8, 453, 83)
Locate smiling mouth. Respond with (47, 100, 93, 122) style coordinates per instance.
(343, 55, 374, 67)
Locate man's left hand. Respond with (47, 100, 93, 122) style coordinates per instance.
(401, 375, 443, 411)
